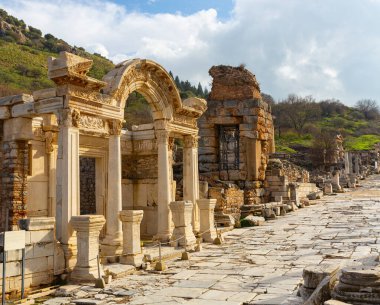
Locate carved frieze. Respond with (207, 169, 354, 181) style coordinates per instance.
(79, 115, 105, 130)
(69, 89, 115, 106)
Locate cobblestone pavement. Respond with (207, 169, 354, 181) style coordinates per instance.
(46, 175, 380, 305)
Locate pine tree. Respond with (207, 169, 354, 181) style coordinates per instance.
(197, 82, 204, 96)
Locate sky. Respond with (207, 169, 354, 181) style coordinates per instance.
(1, 0, 380, 105)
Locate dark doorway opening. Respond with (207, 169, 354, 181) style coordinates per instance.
(80, 157, 96, 215)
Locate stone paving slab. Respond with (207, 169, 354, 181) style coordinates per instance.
(44, 175, 380, 305)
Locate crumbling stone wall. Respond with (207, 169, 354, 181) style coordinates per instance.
(0, 140, 28, 231)
(199, 65, 274, 218)
(122, 154, 158, 179)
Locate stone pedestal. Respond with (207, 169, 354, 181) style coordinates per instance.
(169, 201, 196, 249)
(198, 199, 217, 243)
(71, 215, 105, 282)
(119, 210, 144, 266)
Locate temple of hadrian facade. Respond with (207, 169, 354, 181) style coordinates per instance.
(0, 52, 208, 289)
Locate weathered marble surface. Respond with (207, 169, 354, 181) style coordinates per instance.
(46, 175, 380, 305)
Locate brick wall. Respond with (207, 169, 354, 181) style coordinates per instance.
(0, 140, 29, 231)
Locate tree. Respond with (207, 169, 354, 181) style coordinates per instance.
(355, 99, 379, 120)
(275, 94, 321, 135)
(196, 82, 204, 97)
(310, 129, 339, 168)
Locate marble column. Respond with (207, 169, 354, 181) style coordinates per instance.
(183, 135, 200, 232)
(344, 152, 350, 175)
(119, 210, 144, 266)
(170, 200, 196, 249)
(198, 199, 217, 243)
(154, 129, 172, 241)
(56, 109, 80, 268)
(45, 131, 57, 217)
(102, 119, 123, 257)
(71, 215, 105, 282)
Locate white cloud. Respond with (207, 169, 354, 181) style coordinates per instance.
(1, 0, 380, 105)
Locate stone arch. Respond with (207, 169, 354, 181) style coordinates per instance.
(102, 59, 182, 121)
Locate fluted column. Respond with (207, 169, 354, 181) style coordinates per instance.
(183, 135, 200, 232)
(154, 129, 172, 241)
(102, 119, 123, 257)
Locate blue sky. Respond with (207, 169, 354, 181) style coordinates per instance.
(114, 0, 234, 19)
(1, 0, 380, 105)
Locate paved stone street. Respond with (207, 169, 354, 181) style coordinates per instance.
(46, 175, 380, 305)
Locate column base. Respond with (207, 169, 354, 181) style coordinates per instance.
(71, 265, 101, 283)
(202, 230, 217, 243)
(120, 254, 144, 267)
(100, 232, 123, 263)
(153, 232, 171, 242)
(61, 237, 78, 272)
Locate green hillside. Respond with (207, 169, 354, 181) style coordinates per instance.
(272, 95, 380, 154)
(0, 8, 114, 96)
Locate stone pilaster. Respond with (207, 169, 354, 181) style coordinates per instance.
(119, 210, 144, 266)
(71, 215, 105, 282)
(169, 200, 196, 249)
(197, 199, 217, 243)
(183, 135, 200, 232)
(101, 119, 123, 259)
(55, 108, 80, 270)
(154, 129, 172, 241)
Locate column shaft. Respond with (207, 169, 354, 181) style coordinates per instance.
(102, 119, 123, 257)
(155, 130, 171, 241)
(183, 135, 200, 232)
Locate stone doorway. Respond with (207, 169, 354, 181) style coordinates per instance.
(80, 157, 97, 215)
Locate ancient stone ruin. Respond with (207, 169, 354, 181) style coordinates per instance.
(198, 65, 275, 225)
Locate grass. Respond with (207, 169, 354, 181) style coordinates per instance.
(344, 134, 380, 151)
(276, 132, 313, 149)
(0, 40, 114, 95)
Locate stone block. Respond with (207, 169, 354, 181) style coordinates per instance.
(29, 230, 54, 244)
(33, 88, 57, 101)
(0, 106, 10, 119)
(19, 217, 55, 231)
(0, 94, 33, 106)
(32, 242, 55, 258)
(25, 257, 50, 275)
(199, 136, 217, 147)
(3, 117, 33, 141)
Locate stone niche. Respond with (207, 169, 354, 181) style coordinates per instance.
(198, 65, 275, 220)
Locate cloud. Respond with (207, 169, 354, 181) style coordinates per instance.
(1, 0, 380, 105)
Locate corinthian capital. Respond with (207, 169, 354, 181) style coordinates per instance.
(184, 135, 199, 148)
(156, 130, 170, 144)
(57, 108, 80, 128)
(108, 119, 123, 135)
